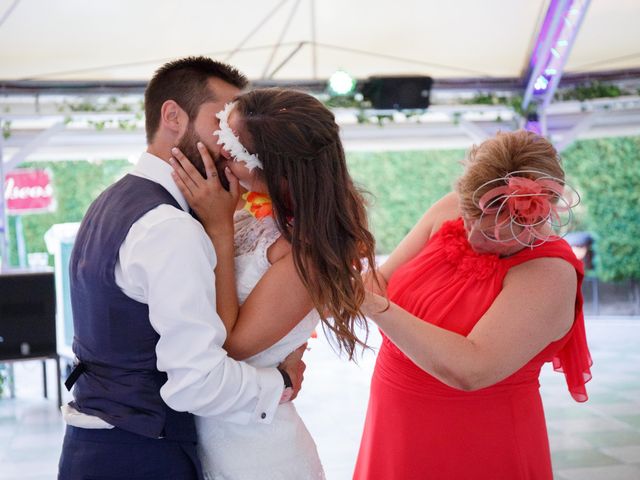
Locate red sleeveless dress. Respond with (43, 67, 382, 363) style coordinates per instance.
(354, 218, 592, 480)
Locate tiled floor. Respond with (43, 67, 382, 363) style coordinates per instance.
(540, 318, 640, 479)
(0, 316, 639, 479)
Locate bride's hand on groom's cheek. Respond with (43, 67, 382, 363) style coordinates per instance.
(170, 144, 240, 236)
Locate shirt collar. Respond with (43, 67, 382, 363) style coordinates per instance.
(133, 152, 189, 212)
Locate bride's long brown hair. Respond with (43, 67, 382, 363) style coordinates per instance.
(235, 88, 375, 359)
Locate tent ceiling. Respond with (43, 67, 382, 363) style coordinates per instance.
(1, 0, 640, 163)
(1, 0, 639, 83)
(568, 0, 640, 73)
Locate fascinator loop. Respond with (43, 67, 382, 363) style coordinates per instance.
(472, 170, 580, 247)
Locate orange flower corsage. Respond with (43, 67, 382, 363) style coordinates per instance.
(243, 191, 273, 220)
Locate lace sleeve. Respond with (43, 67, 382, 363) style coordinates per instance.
(234, 210, 282, 259)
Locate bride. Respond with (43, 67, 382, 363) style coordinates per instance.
(170, 88, 377, 479)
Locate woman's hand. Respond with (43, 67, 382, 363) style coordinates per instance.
(362, 290, 391, 319)
(363, 269, 388, 296)
(278, 344, 307, 401)
(170, 142, 240, 237)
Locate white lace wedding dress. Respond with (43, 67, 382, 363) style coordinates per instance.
(196, 209, 326, 480)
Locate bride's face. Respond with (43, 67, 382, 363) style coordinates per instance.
(218, 110, 266, 192)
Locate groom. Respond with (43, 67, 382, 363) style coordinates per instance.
(57, 57, 305, 480)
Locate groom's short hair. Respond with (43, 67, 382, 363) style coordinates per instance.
(144, 56, 248, 144)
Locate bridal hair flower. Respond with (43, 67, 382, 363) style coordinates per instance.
(242, 191, 273, 220)
(472, 170, 580, 247)
(213, 102, 263, 171)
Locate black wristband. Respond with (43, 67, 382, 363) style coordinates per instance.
(277, 367, 293, 389)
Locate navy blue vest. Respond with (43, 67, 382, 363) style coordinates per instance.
(69, 174, 196, 442)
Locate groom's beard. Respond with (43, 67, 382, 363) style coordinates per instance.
(176, 125, 230, 191)
(176, 125, 207, 178)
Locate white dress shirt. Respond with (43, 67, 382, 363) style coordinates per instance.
(63, 152, 283, 428)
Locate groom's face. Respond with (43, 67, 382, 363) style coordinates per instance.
(177, 77, 240, 177)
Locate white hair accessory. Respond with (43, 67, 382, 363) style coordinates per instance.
(213, 101, 263, 171)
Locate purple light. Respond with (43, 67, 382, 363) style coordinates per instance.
(525, 120, 543, 136)
(530, 0, 563, 68)
(534, 76, 549, 91)
(544, 1, 588, 77)
(522, 0, 590, 112)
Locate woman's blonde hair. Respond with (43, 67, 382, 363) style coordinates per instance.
(456, 130, 565, 219)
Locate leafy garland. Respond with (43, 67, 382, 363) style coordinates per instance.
(0, 97, 144, 140)
(60, 96, 144, 132)
(555, 81, 632, 101)
(463, 81, 639, 116)
(0, 82, 636, 139)
(460, 93, 536, 117)
(2, 120, 11, 140)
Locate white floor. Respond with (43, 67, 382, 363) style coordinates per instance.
(1, 317, 640, 479)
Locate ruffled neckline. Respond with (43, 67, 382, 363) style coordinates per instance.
(437, 218, 502, 280)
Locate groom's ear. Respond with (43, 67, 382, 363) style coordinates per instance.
(160, 100, 188, 137)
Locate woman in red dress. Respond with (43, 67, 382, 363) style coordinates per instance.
(354, 130, 592, 480)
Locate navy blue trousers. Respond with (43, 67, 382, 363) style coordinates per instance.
(58, 426, 203, 480)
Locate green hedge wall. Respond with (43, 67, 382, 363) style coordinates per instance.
(562, 136, 640, 282)
(347, 149, 465, 253)
(5, 136, 640, 283)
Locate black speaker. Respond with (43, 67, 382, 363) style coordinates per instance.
(0, 270, 56, 361)
(361, 76, 433, 110)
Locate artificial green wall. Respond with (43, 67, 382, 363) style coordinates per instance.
(347, 149, 465, 254)
(6, 136, 640, 282)
(562, 137, 640, 282)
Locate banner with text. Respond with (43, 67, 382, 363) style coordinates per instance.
(4, 169, 56, 214)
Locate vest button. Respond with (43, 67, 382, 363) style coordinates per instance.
(260, 412, 266, 419)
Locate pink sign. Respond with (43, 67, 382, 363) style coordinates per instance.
(4, 169, 55, 214)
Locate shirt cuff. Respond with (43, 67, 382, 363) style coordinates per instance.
(61, 404, 115, 429)
(252, 367, 285, 424)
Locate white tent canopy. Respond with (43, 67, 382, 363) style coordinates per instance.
(1, 0, 639, 82)
(1, 0, 640, 163)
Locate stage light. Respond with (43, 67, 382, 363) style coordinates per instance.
(522, 0, 591, 115)
(328, 70, 356, 96)
(534, 76, 549, 91)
